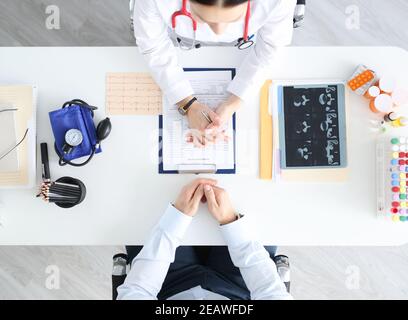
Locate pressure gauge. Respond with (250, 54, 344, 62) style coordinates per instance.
(62, 129, 83, 154)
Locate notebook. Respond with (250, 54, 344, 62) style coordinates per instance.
(0, 108, 19, 172)
(159, 68, 236, 174)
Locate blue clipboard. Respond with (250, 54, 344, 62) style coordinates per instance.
(159, 68, 236, 174)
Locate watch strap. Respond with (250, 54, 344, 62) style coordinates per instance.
(179, 97, 197, 115)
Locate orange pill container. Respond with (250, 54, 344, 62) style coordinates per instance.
(369, 94, 393, 113)
(364, 86, 381, 99)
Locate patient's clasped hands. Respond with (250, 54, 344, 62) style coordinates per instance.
(174, 178, 238, 225)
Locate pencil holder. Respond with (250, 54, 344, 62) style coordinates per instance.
(54, 176, 87, 209)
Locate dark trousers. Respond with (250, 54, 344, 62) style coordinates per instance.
(126, 245, 277, 300)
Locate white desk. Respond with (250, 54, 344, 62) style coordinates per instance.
(1, 46, 408, 245)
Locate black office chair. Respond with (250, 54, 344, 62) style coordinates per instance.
(112, 247, 290, 300)
(293, 0, 306, 28)
(129, 0, 306, 35)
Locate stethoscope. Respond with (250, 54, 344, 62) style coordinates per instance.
(171, 0, 254, 50)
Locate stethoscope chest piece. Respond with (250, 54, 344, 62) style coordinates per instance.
(236, 37, 254, 50)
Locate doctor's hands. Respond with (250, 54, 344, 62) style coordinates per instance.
(180, 95, 241, 148)
(174, 178, 217, 217)
(174, 179, 237, 225)
(210, 94, 242, 130)
(186, 101, 221, 147)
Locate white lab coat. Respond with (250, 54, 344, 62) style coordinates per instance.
(133, 0, 297, 105)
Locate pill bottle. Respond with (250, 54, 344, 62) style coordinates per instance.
(369, 94, 394, 113)
(364, 86, 380, 99)
(384, 112, 400, 122)
(379, 77, 396, 95)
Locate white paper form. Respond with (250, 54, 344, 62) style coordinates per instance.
(162, 70, 235, 172)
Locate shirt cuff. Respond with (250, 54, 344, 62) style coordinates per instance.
(159, 204, 193, 240)
(165, 80, 194, 105)
(220, 215, 254, 247)
(227, 77, 262, 102)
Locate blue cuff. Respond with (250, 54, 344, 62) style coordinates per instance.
(159, 204, 193, 240)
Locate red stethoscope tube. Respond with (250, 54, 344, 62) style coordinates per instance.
(172, 0, 197, 31)
(172, 0, 251, 49)
(243, 0, 250, 41)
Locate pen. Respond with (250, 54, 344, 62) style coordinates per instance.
(40, 143, 51, 181)
(201, 111, 212, 124)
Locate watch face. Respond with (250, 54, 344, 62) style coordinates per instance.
(65, 129, 83, 147)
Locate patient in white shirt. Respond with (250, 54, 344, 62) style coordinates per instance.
(117, 178, 292, 300)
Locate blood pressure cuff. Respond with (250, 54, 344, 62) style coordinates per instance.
(49, 105, 101, 161)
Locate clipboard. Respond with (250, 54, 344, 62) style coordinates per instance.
(159, 68, 236, 174)
(0, 85, 37, 188)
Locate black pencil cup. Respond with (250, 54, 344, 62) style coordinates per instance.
(54, 176, 87, 209)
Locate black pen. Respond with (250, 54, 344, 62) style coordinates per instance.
(40, 143, 51, 181)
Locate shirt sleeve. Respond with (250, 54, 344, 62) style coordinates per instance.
(116, 204, 192, 300)
(228, 0, 297, 101)
(133, 0, 193, 104)
(220, 216, 293, 300)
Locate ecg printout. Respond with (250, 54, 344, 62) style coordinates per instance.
(162, 70, 235, 172)
(106, 73, 162, 115)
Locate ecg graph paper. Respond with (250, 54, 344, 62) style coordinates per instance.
(106, 73, 162, 115)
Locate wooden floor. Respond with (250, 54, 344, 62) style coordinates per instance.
(0, 0, 408, 299)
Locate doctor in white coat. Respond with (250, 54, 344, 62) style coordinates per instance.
(134, 0, 297, 146)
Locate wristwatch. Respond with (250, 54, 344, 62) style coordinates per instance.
(220, 213, 243, 226)
(178, 97, 197, 116)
